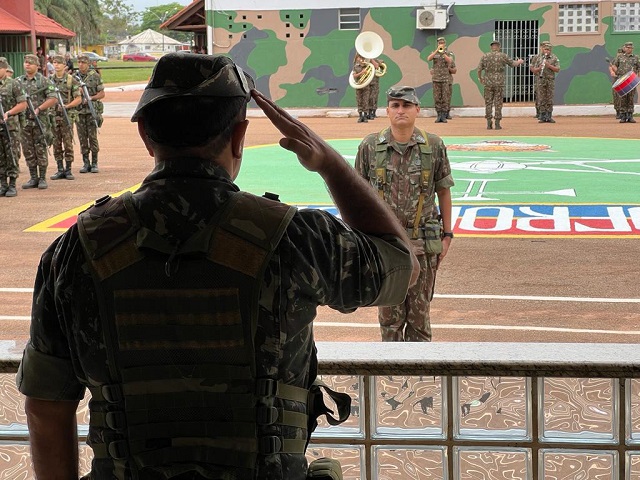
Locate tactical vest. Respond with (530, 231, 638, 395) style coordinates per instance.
(372, 128, 437, 239)
(77, 190, 325, 479)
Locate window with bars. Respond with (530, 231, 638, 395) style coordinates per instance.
(339, 8, 361, 31)
(614, 2, 640, 31)
(558, 3, 599, 33)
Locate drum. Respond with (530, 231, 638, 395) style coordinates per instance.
(613, 71, 640, 96)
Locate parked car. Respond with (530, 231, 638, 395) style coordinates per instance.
(122, 52, 158, 62)
(79, 51, 108, 62)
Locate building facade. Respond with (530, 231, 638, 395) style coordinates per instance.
(203, 0, 640, 108)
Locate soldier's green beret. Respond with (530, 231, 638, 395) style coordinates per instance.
(24, 54, 39, 65)
(52, 54, 65, 63)
(0, 58, 8, 69)
(131, 52, 255, 122)
(624, 42, 634, 47)
(386, 86, 420, 105)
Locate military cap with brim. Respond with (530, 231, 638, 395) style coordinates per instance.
(24, 54, 39, 65)
(386, 86, 420, 105)
(490, 40, 500, 46)
(52, 54, 65, 63)
(0, 58, 8, 69)
(624, 42, 634, 47)
(437, 37, 445, 42)
(131, 52, 255, 122)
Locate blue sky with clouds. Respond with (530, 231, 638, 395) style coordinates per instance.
(128, 0, 191, 14)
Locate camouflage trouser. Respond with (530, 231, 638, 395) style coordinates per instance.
(356, 86, 371, 113)
(613, 88, 622, 112)
(378, 252, 436, 342)
(534, 78, 540, 111)
(447, 82, 453, 108)
(619, 89, 636, 114)
(76, 114, 99, 155)
(52, 115, 75, 164)
(537, 79, 555, 114)
(484, 85, 504, 120)
(20, 124, 49, 169)
(0, 128, 20, 178)
(433, 81, 449, 113)
(368, 76, 380, 110)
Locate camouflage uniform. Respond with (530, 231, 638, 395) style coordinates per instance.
(353, 58, 372, 122)
(17, 68, 55, 187)
(530, 46, 559, 123)
(612, 43, 640, 123)
(431, 48, 456, 122)
(367, 59, 384, 119)
(75, 67, 104, 171)
(355, 127, 454, 341)
(0, 70, 25, 197)
(49, 71, 80, 179)
(477, 45, 522, 126)
(611, 49, 624, 118)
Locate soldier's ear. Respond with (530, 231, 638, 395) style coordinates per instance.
(137, 121, 155, 158)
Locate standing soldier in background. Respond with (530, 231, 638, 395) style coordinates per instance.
(352, 53, 372, 123)
(49, 55, 82, 180)
(477, 40, 524, 130)
(530, 41, 560, 123)
(428, 37, 456, 123)
(17, 54, 57, 190)
(0, 57, 27, 197)
(610, 48, 625, 119)
(367, 57, 384, 120)
(75, 54, 105, 172)
(355, 86, 454, 342)
(610, 42, 640, 123)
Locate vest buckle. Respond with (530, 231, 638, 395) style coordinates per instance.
(258, 435, 282, 455)
(108, 439, 130, 460)
(256, 378, 278, 397)
(257, 406, 279, 425)
(101, 384, 124, 403)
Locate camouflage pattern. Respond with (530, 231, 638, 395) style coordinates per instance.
(611, 49, 624, 114)
(387, 85, 419, 104)
(16, 72, 55, 169)
(477, 51, 521, 120)
(17, 161, 413, 477)
(0, 76, 25, 179)
(612, 51, 640, 114)
(354, 127, 454, 341)
(530, 51, 559, 115)
(75, 69, 104, 155)
(49, 72, 80, 165)
(430, 50, 455, 114)
(353, 60, 371, 113)
(368, 68, 380, 111)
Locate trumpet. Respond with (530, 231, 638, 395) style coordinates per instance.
(539, 53, 549, 77)
(438, 45, 445, 53)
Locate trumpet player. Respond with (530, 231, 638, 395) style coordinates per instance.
(352, 53, 372, 123)
(428, 37, 456, 123)
(530, 41, 560, 123)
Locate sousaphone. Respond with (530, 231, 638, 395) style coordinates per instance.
(350, 31, 385, 89)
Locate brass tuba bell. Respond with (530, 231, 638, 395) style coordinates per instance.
(350, 31, 385, 89)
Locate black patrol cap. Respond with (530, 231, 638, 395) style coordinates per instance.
(131, 52, 255, 122)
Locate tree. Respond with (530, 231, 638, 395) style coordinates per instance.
(99, 0, 140, 42)
(140, 3, 192, 44)
(35, 0, 101, 44)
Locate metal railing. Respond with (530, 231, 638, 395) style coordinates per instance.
(1, 342, 639, 479)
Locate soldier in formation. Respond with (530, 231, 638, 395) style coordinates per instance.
(530, 41, 560, 123)
(428, 36, 456, 123)
(353, 52, 372, 123)
(17, 54, 57, 190)
(477, 40, 524, 130)
(610, 41, 640, 123)
(49, 55, 81, 180)
(0, 57, 27, 198)
(75, 54, 105, 172)
(355, 86, 454, 342)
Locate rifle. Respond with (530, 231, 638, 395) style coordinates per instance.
(0, 102, 18, 169)
(75, 74, 99, 130)
(53, 87, 72, 131)
(24, 93, 49, 146)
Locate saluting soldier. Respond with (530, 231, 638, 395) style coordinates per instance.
(0, 57, 27, 197)
(49, 55, 82, 180)
(17, 54, 57, 190)
(529, 41, 560, 123)
(477, 40, 524, 130)
(610, 42, 640, 123)
(75, 54, 105, 172)
(428, 37, 456, 123)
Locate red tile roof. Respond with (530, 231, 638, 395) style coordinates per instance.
(0, 8, 75, 39)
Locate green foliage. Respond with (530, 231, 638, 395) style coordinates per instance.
(35, 0, 101, 43)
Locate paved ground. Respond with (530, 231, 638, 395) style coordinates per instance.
(1, 87, 639, 358)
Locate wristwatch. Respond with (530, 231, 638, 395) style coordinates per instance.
(442, 232, 454, 239)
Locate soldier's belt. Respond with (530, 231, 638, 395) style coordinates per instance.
(406, 227, 426, 239)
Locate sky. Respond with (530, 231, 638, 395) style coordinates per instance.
(128, 0, 191, 14)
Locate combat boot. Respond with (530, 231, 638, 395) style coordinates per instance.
(37, 166, 48, 189)
(64, 161, 75, 180)
(435, 112, 443, 123)
(5, 177, 17, 197)
(79, 153, 91, 173)
(486, 118, 493, 130)
(90, 152, 99, 173)
(538, 112, 547, 123)
(357, 112, 367, 123)
(534, 107, 540, 119)
(547, 114, 556, 124)
(494, 119, 502, 130)
(0, 177, 7, 196)
(629, 114, 637, 123)
(50, 160, 66, 180)
(446, 110, 452, 120)
(369, 109, 376, 120)
(22, 167, 39, 189)
(620, 113, 628, 123)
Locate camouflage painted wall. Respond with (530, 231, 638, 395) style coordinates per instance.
(209, 3, 640, 108)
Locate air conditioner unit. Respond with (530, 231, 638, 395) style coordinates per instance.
(416, 8, 448, 30)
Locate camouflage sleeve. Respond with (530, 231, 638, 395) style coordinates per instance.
(354, 135, 375, 181)
(281, 209, 412, 315)
(432, 136, 455, 191)
(45, 78, 57, 99)
(477, 56, 485, 71)
(13, 81, 25, 103)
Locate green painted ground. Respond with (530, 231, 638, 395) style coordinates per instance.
(237, 137, 640, 205)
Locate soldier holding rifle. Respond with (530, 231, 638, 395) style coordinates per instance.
(75, 54, 105, 173)
(49, 55, 82, 180)
(0, 57, 27, 198)
(17, 54, 57, 190)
